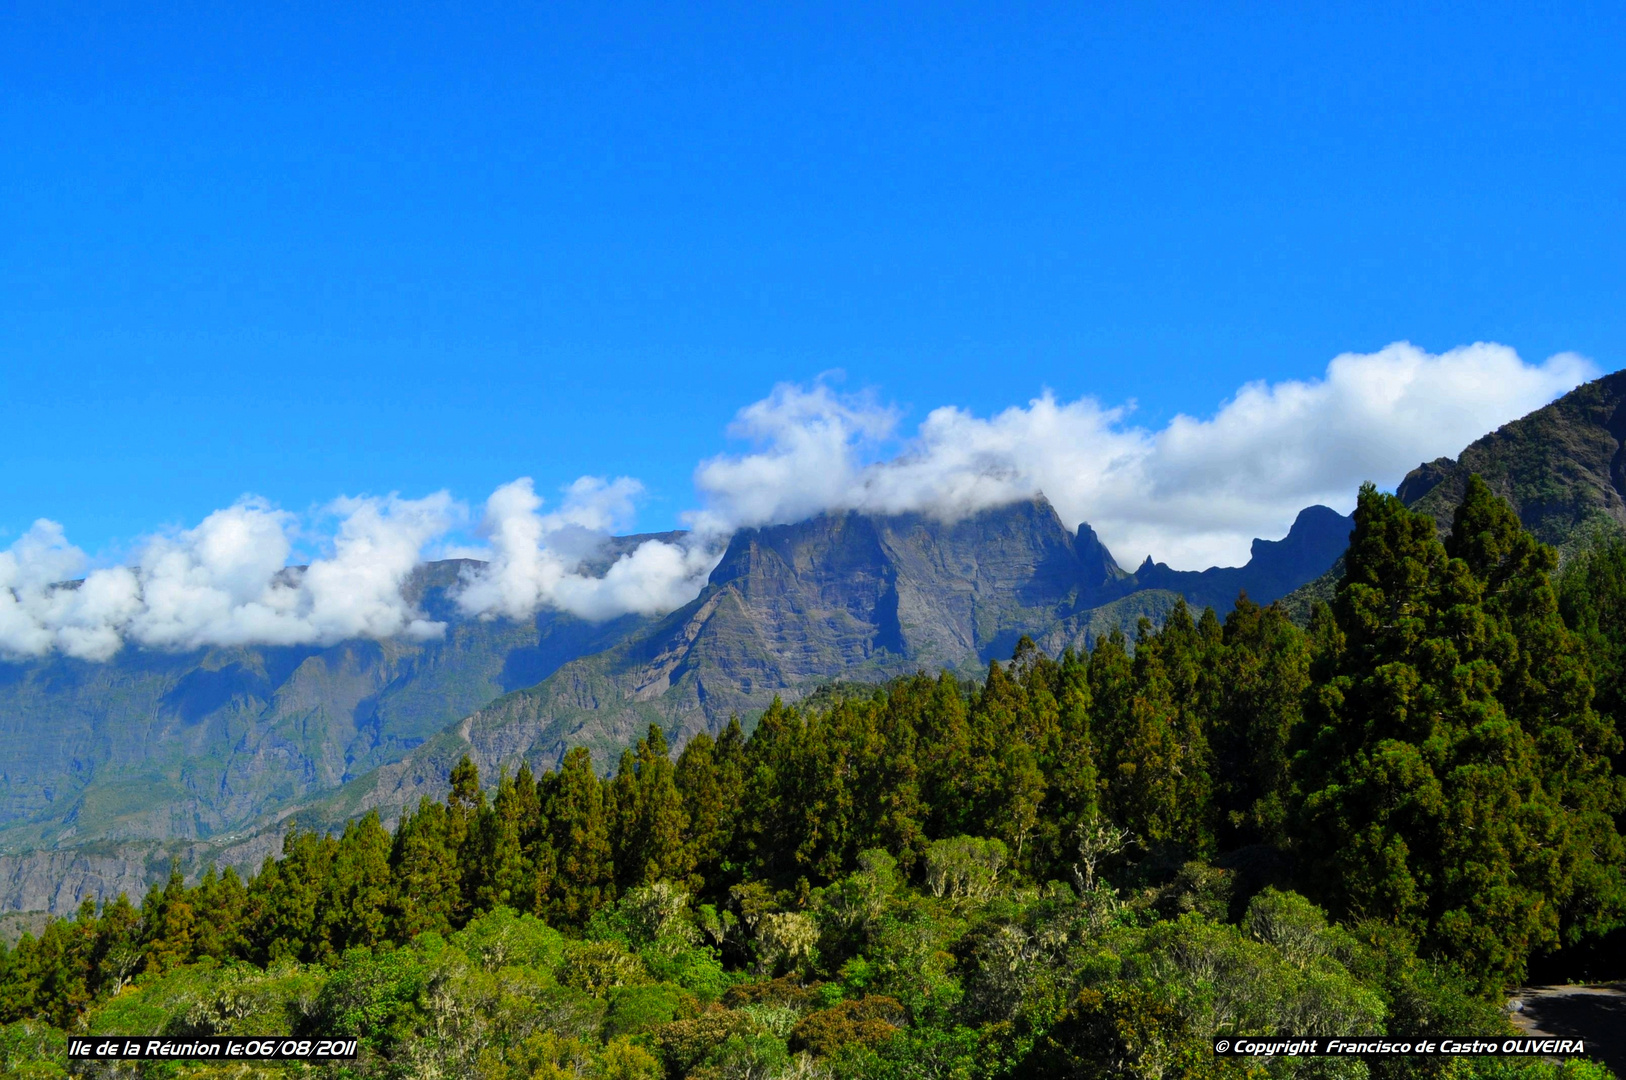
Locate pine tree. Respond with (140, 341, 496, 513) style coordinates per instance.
(446, 754, 486, 917)
(24, 899, 99, 1028)
(141, 864, 198, 973)
(90, 894, 143, 997)
(915, 672, 973, 842)
(733, 697, 798, 882)
(193, 865, 248, 961)
(1292, 482, 1572, 989)
(874, 677, 928, 869)
(1038, 647, 1099, 879)
(1091, 611, 1213, 854)
(548, 746, 616, 924)
(676, 732, 726, 892)
(388, 798, 462, 937)
(324, 812, 393, 952)
(250, 830, 337, 963)
(1558, 530, 1626, 745)
(1208, 595, 1309, 847)
(1449, 476, 1626, 944)
(470, 771, 533, 912)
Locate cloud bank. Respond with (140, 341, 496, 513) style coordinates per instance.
(454, 477, 718, 623)
(0, 495, 459, 661)
(0, 341, 1598, 660)
(693, 341, 1596, 569)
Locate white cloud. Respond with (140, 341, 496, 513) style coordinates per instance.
(0, 520, 137, 660)
(0, 493, 459, 660)
(455, 477, 719, 623)
(687, 342, 1597, 568)
(0, 341, 1600, 657)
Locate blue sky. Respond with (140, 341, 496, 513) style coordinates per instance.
(3, 1, 1623, 557)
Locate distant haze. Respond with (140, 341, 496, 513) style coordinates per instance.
(0, 342, 1595, 660)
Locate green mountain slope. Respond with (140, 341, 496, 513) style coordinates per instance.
(1403, 368, 1626, 554)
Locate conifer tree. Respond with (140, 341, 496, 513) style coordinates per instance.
(90, 894, 142, 998)
(142, 864, 198, 973)
(675, 732, 726, 891)
(961, 658, 1026, 841)
(914, 671, 972, 842)
(446, 754, 485, 913)
(1039, 647, 1099, 878)
(1293, 482, 1569, 988)
(733, 697, 798, 881)
(1448, 476, 1626, 943)
(1208, 596, 1308, 846)
(1558, 530, 1626, 746)
(470, 771, 533, 912)
(1002, 640, 1057, 871)
(548, 746, 616, 923)
(193, 866, 248, 961)
(1091, 611, 1213, 854)
(388, 797, 462, 937)
(874, 677, 927, 868)
(616, 725, 691, 887)
(323, 811, 393, 952)
(250, 830, 337, 963)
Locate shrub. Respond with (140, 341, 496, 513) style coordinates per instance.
(789, 996, 905, 1057)
(923, 837, 1007, 901)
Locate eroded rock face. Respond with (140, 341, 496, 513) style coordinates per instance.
(1131, 504, 1353, 615)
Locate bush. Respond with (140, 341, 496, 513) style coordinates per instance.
(723, 976, 813, 1011)
(789, 995, 905, 1057)
(605, 982, 691, 1037)
(655, 1011, 745, 1076)
(923, 837, 1007, 901)
(0, 1020, 67, 1080)
(449, 905, 567, 972)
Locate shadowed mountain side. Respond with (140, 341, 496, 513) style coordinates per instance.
(1131, 505, 1353, 613)
(1280, 368, 1626, 624)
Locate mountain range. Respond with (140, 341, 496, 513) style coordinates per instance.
(0, 496, 1348, 912)
(6, 367, 1626, 914)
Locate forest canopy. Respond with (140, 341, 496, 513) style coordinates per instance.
(3, 477, 1624, 1080)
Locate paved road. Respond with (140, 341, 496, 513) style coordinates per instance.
(1509, 984, 1626, 1077)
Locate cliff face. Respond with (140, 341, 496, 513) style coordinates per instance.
(1279, 368, 1626, 624)
(1131, 505, 1353, 613)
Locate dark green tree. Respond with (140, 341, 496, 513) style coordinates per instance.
(548, 746, 616, 923)
(1208, 595, 1309, 847)
(388, 798, 462, 937)
(1292, 482, 1570, 989)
